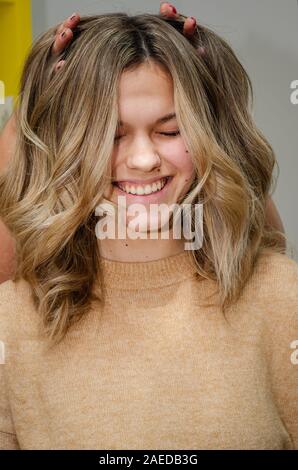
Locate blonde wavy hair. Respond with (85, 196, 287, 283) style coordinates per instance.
(0, 13, 287, 345)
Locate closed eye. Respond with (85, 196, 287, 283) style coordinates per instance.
(114, 131, 180, 141)
(159, 131, 180, 137)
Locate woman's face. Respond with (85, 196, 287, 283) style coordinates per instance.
(104, 60, 195, 232)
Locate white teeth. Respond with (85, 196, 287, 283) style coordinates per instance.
(144, 185, 152, 195)
(118, 178, 167, 195)
(136, 186, 144, 195)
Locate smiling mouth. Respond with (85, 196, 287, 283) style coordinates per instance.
(112, 176, 172, 196)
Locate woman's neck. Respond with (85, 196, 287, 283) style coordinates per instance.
(98, 236, 186, 262)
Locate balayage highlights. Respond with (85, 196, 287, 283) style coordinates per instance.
(0, 13, 287, 345)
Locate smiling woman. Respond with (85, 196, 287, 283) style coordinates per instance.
(100, 60, 196, 247)
(0, 12, 297, 451)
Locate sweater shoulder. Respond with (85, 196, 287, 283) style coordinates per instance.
(252, 252, 298, 449)
(0, 278, 32, 309)
(250, 249, 298, 299)
(255, 248, 298, 273)
(226, 249, 298, 335)
(239, 250, 298, 337)
(0, 278, 37, 339)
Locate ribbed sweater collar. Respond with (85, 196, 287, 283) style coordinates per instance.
(98, 250, 198, 290)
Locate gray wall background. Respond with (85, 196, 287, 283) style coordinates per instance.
(31, 0, 298, 259)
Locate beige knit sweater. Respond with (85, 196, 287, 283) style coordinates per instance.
(0, 249, 297, 450)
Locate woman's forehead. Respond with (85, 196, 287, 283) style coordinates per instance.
(118, 63, 173, 109)
(119, 61, 172, 90)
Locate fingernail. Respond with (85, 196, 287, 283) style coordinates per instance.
(56, 60, 65, 71)
(70, 13, 77, 21)
(61, 30, 67, 38)
(190, 17, 196, 24)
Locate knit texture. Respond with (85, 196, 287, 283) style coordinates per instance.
(0, 249, 297, 450)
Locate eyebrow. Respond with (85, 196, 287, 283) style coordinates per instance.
(117, 112, 177, 127)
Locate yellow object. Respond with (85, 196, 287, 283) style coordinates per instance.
(0, 0, 32, 101)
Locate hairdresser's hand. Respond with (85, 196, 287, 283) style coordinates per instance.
(51, 12, 80, 71)
(160, 2, 197, 37)
(51, 4, 199, 72)
(160, 2, 206, 57)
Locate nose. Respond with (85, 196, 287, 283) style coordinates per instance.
(125, 135, 161, 173)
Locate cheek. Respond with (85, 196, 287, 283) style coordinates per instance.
(166, 141, 194, 177)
